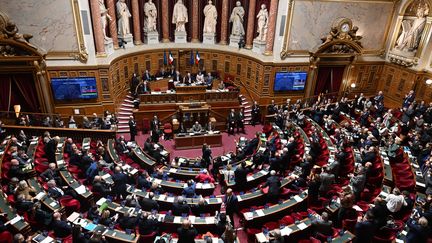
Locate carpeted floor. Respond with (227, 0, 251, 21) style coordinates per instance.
(118, 125, 263, 242)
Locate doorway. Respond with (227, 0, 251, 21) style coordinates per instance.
(314, 66, 346, 95)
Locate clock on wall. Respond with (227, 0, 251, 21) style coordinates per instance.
(334, 18, 353, 33)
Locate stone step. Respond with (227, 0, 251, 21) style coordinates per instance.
(120, 107, 133, 112)
(117, 129, 130, 133)
(122, 103, 134, 108)
(118, 111, 133, 116)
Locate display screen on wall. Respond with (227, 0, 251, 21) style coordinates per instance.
(274, 72, 307, 91)
(51, 77, 98, 100)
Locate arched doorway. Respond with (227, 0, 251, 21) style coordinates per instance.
(314, 66, 346, 95)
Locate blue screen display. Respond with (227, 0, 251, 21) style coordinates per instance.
(274, 72, 307, 91)
(51, 77, 98, 100)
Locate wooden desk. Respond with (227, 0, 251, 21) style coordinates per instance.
(174, 133, 222, 150)
(175, 85, 207, 94)
(2, 125, 115, 143)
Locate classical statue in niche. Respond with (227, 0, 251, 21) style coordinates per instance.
(395, 2, 429, 52)
(144, 0, 157, 32)
(203, 0, 218, 34)
(172, 0, 188, 32)
(321, 27, 339, 45)
(98, 0, 112, 40)
(229, 1, 245, 36)
(116, 0, 132, 37)
(255, 4, 268, 41)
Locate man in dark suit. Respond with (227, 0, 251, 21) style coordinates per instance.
(112, 166, 128, 200)
(118, 211, 138, 230)
(236, 109, 245, 133)
(227, 109, 236, 134)
(403, 90, 415, 108)
(191, 121, 202, 133)
(172, 196, 191, 216)
(205, 72, 214, 90)
(156, 67, 168, 78)
(45, 136, 59, 164)
(224, 188, 238, 228)
(361, 146, 376, 165)
(261, 170, 281, 203)
(177, 219, 198, 243)
(183, 72, 194, 85)
(267, 100, 278, 116)
(311, 212, 333, 238)
(138, 212, 160, 235)
(173, 70, 182, 83)
(8, 159, 25, 180)
(150, 115, 160, 133)
(92, 176, 111, 197)
(41, 162, 60, 183)
(128, 116, 137, 142)
(354, 211, 376, 243)
(47, 180, 64, 199)
(202, 144, 212, 169)
(138, 192, 159, 211)
(52, 212, 72, 238)
(319, 167, 335, 196)
(15, 194, 34, 212)
(234, 162, 248, 189)
(142, 70, 153, 81)
(251, 101, 261, 126)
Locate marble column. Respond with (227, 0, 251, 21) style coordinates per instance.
(89, 0, 105, 55)
(191, 0, 200, 42)
(220, 0, 229, 45)
(161, 0, 170, 42)
(106, 0, 119, 49)
(131, 0, 142, 45)
(245, 0, 257, 49)
(265, 0, 279, 55)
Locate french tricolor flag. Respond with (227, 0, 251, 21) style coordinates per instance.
(168, 51, 174, 65)
(195, 51, 200, 65)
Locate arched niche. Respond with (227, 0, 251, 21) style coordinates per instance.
(388, 0, 432, 66)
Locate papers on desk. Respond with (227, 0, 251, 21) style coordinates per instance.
(160, 150, 169, 156)
(40, 236, 55, 243)
(244, 212, 253, 220)
(49, 201, 58, 208)
(188, 215, 196, 223)
(75, 185, 86, 194)
(9, 216, 21, 225)
(179, 158, 186, 163)
(96, 197, 107, 206)
(57, 159, 64, 166)
(417, 181, 426, 187)
(166, 197, 175, 203)
(84, 222, 97, 231)
(281, 227, 293, 236)
(297, 222, 307, 230)
(153, 178, 162, 184)
(205, 217, 215, 224)
(258, 147, 266, 153)
(293, 195, 303, 202)
(101, 173, 111, 180)
(237, 196, 243, 202)
(256, 233, 268, 243)
(174, 217, 182, 224)
(255, 209, 265, 217)
(67, 212, 80, 222)
(35, 192, 45, 200)
(353, 205, 363, 212)
(384, 159, 390, 165)
(169, 168, 177, 173)
(380, 191, 389, 198)
(247, 176, 253, 182)
(158, 194, 166, 200)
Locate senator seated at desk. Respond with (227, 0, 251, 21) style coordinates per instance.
(191, 121, 203, 133)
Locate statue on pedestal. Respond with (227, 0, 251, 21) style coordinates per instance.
(98, 0, 112, 41)
(229, 1, 245, 36)
(203, 0, 218, 34)
(255, 4, 268, 42)
(116, 0, 132, 37)
(172, 0, 188, 32)
(144, 0, 157, 32)
(395, 3, 429, 52)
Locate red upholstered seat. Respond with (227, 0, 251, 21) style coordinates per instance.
(279, 215, 295, 225)
(0, 231, 13, 243)
(264, 221, 279, 230)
